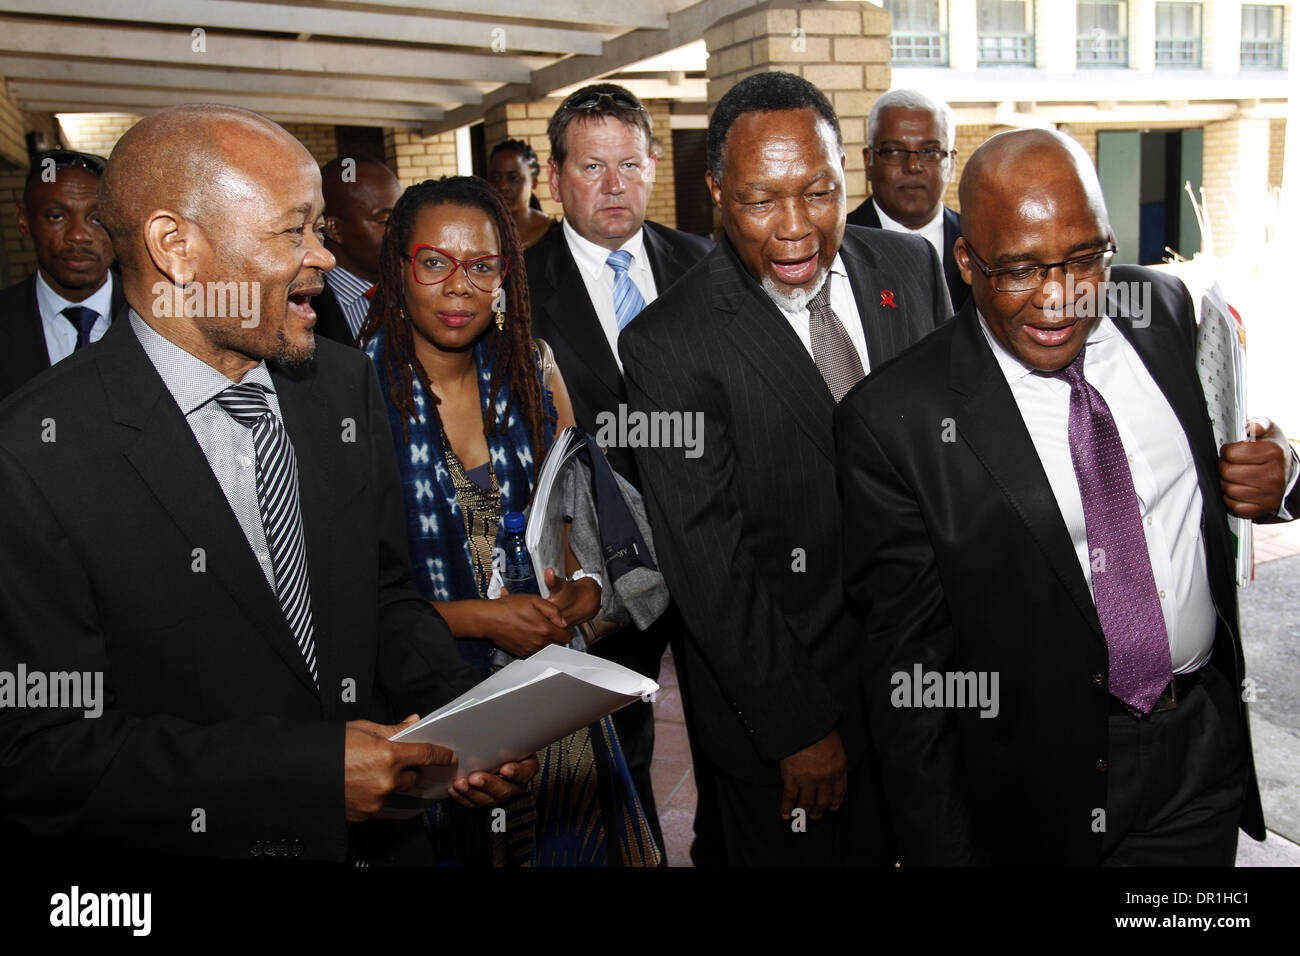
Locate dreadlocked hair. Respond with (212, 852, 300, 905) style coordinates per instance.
(358, 176, 551, 473)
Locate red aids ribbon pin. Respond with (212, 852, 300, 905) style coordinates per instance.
(880, 289, 896, 308)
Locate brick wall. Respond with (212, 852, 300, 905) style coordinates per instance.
(705, 0, 892, 216)
(1269, 118, 1286, 189)
(58, 113, 142, 157)
(387, 128, 458, 188)
(279, 123, 338, 165)
(1201, 115, 1272, 257)
(0, 80, 32, 285)
(644, 100, 677, 229)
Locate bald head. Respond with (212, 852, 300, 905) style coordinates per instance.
(959, 128, 1109, 240)
(319, 156, 402, 281)
(99, 104, 315, 275)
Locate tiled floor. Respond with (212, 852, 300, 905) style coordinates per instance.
(650, 516, 1300, 867)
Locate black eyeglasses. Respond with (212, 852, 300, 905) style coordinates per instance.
(870, 146, 953, 167)
(964, 242, 1117, 293)
(28, 149, 107, 179)
(566, 90, 647, 114)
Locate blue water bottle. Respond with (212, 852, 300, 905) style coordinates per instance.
(499, 511, 540, 596)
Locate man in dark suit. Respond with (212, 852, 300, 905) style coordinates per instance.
(525, 84, 712, 853)
(846, 89, 968, 313)
(0, 149, 123, 403)
(0, 104, 534, 865)
(836, 128, 1298, 865)
(312, 156, 402, 345)
(619, 72, 951, 865)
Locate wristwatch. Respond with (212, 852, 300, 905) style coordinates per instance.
(569, 568, 604, 591)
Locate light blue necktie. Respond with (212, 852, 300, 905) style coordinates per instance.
(607, 249, 646, 331)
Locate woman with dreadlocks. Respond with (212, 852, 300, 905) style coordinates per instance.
(358, 176, 660, 867)
(486, 139, 559, 250)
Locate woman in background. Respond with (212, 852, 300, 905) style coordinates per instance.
(486, 139, 559, 250)
(359, 175, 659, 867)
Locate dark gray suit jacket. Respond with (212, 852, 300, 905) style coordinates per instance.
(618, 226, 951, 783)
(847, 199, 969, 314)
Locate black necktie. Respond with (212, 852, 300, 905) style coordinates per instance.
(61, 306, 99, 350)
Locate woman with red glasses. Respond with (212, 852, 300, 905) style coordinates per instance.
(359, 176, 659, 867)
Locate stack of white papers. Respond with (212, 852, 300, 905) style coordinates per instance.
(524, 427, 586, 598)
(389, 645, 658, 799)
(1196, 282, 1252, 586)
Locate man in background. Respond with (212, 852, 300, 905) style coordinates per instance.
(847, 89, 968, 312)
(0, 149, 122, 402)
(314, 156, 402, 345)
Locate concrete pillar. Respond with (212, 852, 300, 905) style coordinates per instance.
(1131, 0, 1157, 71)
(948, 0, 979, 70)
(1036, 0, 1077, 71)
(1205, 0, 1244, 73)
(704, 0, 892, 214)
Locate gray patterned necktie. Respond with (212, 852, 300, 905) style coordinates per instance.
(214, 383, 319, 686)
(1053, 347, 1171, 716)
(808, 278, 864, 402)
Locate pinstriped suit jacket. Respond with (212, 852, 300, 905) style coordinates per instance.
(618, 226, 951, 783)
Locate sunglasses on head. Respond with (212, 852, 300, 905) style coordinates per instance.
(28, 149, 108, 180)
(566, 90, 647, 114)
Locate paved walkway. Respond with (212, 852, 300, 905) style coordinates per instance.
(650, 515, 1300, 866)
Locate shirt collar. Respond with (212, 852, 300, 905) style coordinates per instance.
(35, 269, 115, 325)
(562, 217, 647, 283)
(325, 264, 372, 305)
(130, 310, 276, 416)
(873, 199, 945, 235)
(977, 310, 1118, 384)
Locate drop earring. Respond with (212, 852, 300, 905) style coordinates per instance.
(494, 309, 505, 331)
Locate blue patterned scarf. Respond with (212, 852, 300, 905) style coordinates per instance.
(365, 328, 555, 622)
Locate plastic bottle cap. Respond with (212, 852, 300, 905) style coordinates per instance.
(503, 511, 527, 533)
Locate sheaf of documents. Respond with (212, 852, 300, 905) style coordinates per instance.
(389, 644, 658, 799)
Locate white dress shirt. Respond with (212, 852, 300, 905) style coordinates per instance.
(978, 313, 1216, 673)
(873, 198, 946, 264)
(131, 311, 281, 592)
(35, 270, 114, 365)
(773, 254, 872, 376)
(562, 218, 658, 372)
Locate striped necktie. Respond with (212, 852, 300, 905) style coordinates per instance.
(607, 249, 646, 331)
(1053, 347, 1172, 716)
(213, 383, 319, 686)
(808, 278, 864, 402)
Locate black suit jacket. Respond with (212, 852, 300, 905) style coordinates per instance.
(618, 226, 951, 783)
(0, 316, 478, 863)
(311, 278, 356, 346)
(834, 266, 1285, 864)
(847, 199, 969, 314)
(0, 271, 126, 403)
(526, 220, 713, 487)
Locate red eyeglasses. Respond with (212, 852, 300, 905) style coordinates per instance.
(403, 245, 510, 293)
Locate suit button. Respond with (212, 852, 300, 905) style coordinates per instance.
(1095, 759, 1108, 772)
(1091, 673, 1104, 687)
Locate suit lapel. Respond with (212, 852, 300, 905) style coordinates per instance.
(839, 228, 900, 371)
(942, 208, 965, 307)
(541, 234, 624, 401)
(643, 222, 683, 294)
(948, 306, 1105, 641)
(99, 319, 320, 695)
(714, 239, 837, 462)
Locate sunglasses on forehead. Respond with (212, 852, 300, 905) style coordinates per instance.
(566, 90, 647, 114)
(28, 149, 108, 179)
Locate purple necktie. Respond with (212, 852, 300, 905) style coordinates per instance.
(1054, 347, 1172, 717)
(61, 306, 99, 350)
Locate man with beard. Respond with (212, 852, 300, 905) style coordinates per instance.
(0, 149, 123, 402)
(618, 72, 950, 864)
(0, 104, 535, 865)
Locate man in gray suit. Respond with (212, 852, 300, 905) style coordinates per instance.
(618, 72, 951, 865)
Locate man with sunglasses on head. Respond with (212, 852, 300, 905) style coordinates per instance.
(847, 89, 968, 313)
(0, 149, 122, 403)
(525, 83, 713, 858)
(835, 128, 1299, 865)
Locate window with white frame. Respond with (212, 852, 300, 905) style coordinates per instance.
(977, 0, 1035, 66)
(886, 0, 948, 66)
(1240, 4, 1284, 69)
(1155, 2, 1202, 68)
(1077, 0, 1128, 67)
